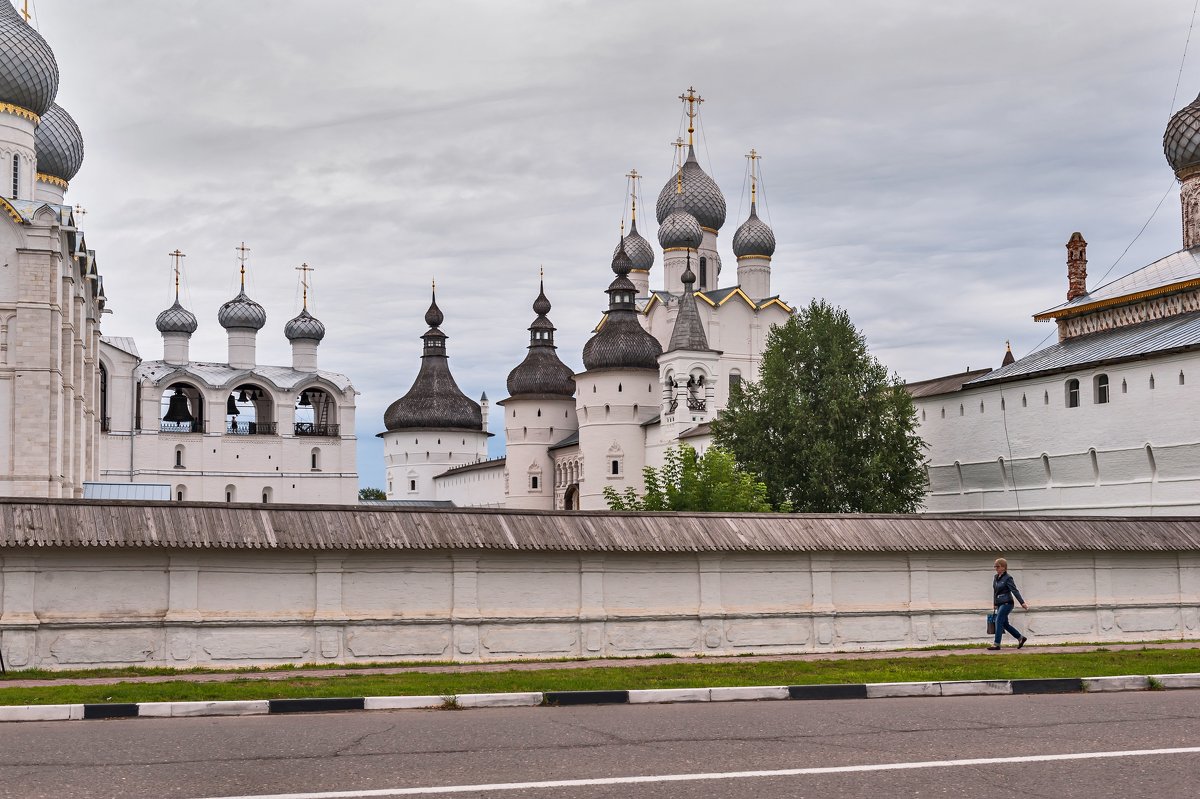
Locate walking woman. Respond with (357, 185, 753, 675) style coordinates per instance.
(989, 558, 1028, 651)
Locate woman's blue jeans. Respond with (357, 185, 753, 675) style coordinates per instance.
(994, 602, 1022, 645)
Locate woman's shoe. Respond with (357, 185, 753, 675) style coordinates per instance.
(1018, 637, 1028, 649)
(987, 645, 1001, 650)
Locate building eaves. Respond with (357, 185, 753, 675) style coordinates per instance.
(1035, 247, 1200, 321)
(906, 369, 993, 398)
(548, 431, 580, 451)
(435, 457, 506, 478)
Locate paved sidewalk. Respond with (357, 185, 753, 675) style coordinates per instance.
(1, 641, 1195, 689)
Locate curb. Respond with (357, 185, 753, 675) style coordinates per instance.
(1, 672, 1196, 723)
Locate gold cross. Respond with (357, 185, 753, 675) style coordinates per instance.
(295, 262, 314, 309)
(168, 249, 186, 300)
(678, 87, 704, 147)
(746, 148, 761, 203)
(73, 204, 87, 218)
(20, 1, 30, 22)
(625, 168, 642, 221)
(235, 242, 250, 288)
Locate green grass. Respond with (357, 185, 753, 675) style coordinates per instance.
(1, 648, 1197, 706)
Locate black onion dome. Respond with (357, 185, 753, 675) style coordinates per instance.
(384, 292, 483, 431)
(732, 202, 777, 258)
(582, 240, 663, 370)
(155, 299, 198, 334)
(612, 219, 655, 272)
(285, 308, 326, 342)
(218, 287, 267, 330)
(655, 146, 726, 231)
(34, 102, 82, 182)
(1166, 92, 1200, 174)
(0, 3, 59, 117)
(658, 191, 703, 250)
(506, 279, 576, 399)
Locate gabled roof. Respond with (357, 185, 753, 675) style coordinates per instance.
(436, 457, 506, 478)
(970, 310, 1200, 386)
(1035, 247, 1200, 321)
(100, 336, 140, 359)
(548, 431, 580, 451)
(642, 286, 791, 315)
(906, 369, 993, 398)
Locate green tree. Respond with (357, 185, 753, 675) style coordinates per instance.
(358, 487, 387, 501)
(713, 299, 926, 513)
(602, 444, 778, 512)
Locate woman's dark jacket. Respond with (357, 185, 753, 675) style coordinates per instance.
(993, 573, 1025, 607)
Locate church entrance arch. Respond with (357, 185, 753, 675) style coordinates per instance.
(563, 483, 580, 510)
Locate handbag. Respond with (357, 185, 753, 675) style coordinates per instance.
(986, 613, 997, 635)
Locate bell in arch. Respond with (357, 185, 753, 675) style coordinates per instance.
(298, 391, 311, 407)
(164, 388, 194, 424)
(226, 394, 240, 416)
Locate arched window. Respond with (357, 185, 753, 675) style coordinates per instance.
(225, 484, 236, 503)
(175, 485, 186, 502)
(174, 445, 185, 468)
(98, 362, 109, 431)
(294, 387, 337, 436)
(1150, 374, 1156, 390)
(310, 447, 321, 471)
(161, 382, 204, 433)
(11, 154, 18, 199)
(262, 487, 272, 503)
(729, 371, 742, 394)
(1180, 370, 1186, 386)
(1094, 374, 1109, 404)
(1021, 393, 1027, 407)
(1121, 378, 1127, 394)
(226, 384, 275, 436)
(699, 256, 707, 288)
(1065, 379, 1080, 408)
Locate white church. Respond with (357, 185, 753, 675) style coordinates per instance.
(909, 82, 1200, 515)
(0, 4, 360, 504)
(381, 90, 793, 510)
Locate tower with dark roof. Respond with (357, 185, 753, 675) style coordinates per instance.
(499, 274, 579, 509)
(657, 257, 721, 441)
(380, 286, 489, 500)
(732, 149, 777, 300)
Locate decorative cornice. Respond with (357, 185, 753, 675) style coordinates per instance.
(758, 297, 793, 313)
(736, 254, 772, 263)
(0, 197, 23, 225)
(629, 268, 650, 274)
(662, 247, 696, 254)
(700, 226, 718, 235)
(0, 102, 38, 124)
(1033, 277, 1200, 321)
(36, 172, 68, 189)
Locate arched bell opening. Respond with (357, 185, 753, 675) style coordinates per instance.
(226, 383, 275, 435)
(160, 382, 204, 433)
(294, 386, 338, 437)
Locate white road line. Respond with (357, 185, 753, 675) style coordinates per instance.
(195, 745, 1200, 799)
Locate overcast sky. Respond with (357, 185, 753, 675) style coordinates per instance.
(33, 0, 1200, 489)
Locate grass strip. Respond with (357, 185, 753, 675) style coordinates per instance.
(0, 648, 1197, 706)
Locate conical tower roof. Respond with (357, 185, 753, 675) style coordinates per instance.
(506, 276, 576, 399)
(582, 241, 662, 370)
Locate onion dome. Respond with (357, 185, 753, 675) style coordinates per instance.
(732, 202, 777, 258)
(658, 190, 704, 250)
(1166, 93, 1200, 175)
(155, 299, 198, 335)
(384, 289, 483, 431)
(0, 3, 59, 117)
(667, 258, 710, 352)
(506, 278, 576, 399)
(218, 286, 267, 330)
(582, 241, 663, 371)
(285, 308, 326, 342)
(655, 146, 726, 231)
(34, 102, 83, 182)
(612, 218, 654, 272)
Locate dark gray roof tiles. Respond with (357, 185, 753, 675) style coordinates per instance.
(614, 219, 655, 272)
(582, 242, 663, 371)
(34, 102, 82, 182)
(732, 202, 776, 258)
(5, 497, 1200, 552)
(1166, 92, 1200, 174)
(655, 145, 726, 231)
(217, 287, 267, 331)
(667, 260, 711, 352)
(284, 308, 326, 342)
(657, 192, 703, 250)
(0, 3, 58, 117)
(155, 299, 198, 335)
(506, 281, 576, 399)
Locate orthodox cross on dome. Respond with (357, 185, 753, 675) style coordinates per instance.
(295, 262, 314, 310)
(678, 86, 704, 147)
(235, 241, 250, 289)
(20, 0, 30, 22)
(746, 148, 761, 204)
(73, 204, 87, 218)
(168, 248, 186, 301)
(625, 168, 642, 223)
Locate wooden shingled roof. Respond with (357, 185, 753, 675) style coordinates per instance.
(1, 498, 1199, 553)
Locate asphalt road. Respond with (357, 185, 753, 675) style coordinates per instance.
(0, 691, 1197, 799)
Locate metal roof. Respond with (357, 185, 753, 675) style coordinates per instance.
(971, 311, 1200, 386)
(436, 457, 506, 478)
(906, 369, 993, 398)
(1037, 248, 1200, 318)
(81, 483, 171, 501)
(548, 431, 579, 451)
(101, 336, 140, 359)
(3, 498, 1200, 552)
(136, 360, 353, 392)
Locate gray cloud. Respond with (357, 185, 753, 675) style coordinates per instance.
(39, 0, 1200, 489)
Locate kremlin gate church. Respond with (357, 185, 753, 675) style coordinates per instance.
(381, 90, 794, 510)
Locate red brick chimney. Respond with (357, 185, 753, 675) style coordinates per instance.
(1066, 232, 1087, 301)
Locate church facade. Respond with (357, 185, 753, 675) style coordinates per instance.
(0, 4, 106, 498)
(382, 91, 793, 510)
(909, 84, 1200, 515)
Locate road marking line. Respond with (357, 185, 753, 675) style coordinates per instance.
(195, 745, 1200, 798)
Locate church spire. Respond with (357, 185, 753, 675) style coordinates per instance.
(667, 253, 711, 353)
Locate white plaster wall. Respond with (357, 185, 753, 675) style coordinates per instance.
(0, 547, 1195, 670)
(575, 369, 658, 509)
(501, 396, 578, 510)
(915, 351, 1200, 514)
(434, 461, 505, 507)
(383, 429, 488, 500)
